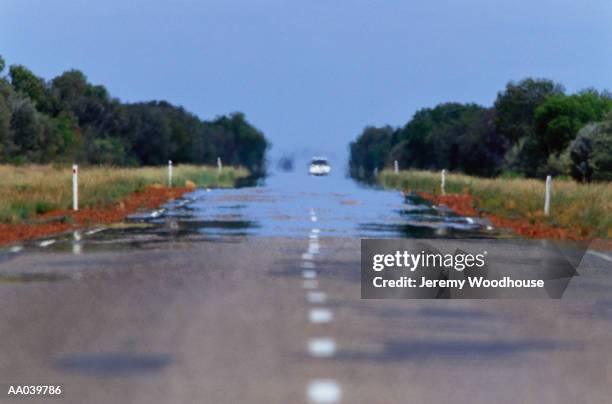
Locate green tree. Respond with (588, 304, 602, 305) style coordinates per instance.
(0, 61, 270, 170)
(534, 91, 612, 155)
(9, 65, 47, 108)
(0, 88, 13, 160)
(206, 112, 268, 174)
(457, 109, 508, 177)
(494, 78, 564, 144)
(568, 119, 612, 182)
(390, 103, 485, 171)
(349, 126, 394, 176)
(8, 92, 44, 162)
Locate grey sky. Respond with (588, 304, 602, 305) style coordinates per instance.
(2, 0, 611, 164)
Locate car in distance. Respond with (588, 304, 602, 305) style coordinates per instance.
(309, 157, 331, 176)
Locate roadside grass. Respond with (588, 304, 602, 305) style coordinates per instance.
(379, 170, 612, 238)
(0, 165, 248, 223)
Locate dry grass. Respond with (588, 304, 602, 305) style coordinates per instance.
(0, 165, 248, 223)
(379, 169, 612, 238)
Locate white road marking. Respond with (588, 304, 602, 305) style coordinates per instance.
(306, 291, 327, 304)
(9, 245, 23, 253)
(303, 279, 319, 289)
(311, 228, 320, 234)
(308, 244, 320, 254)
(309, 233, 319, 239)
(309, 308, 333, 324)
(308, 338, 336, 358)
(588, 250, 612, 263)
(307, 380, 342, 403)
(302, 270, 317, 279)
(301, 261, 316, 269)
(311, 216, 318, 222)
(302, 253, 314, 260)
(39, 239, 56, 248)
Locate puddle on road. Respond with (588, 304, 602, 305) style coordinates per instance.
(118, 170, 498, 240)
(1, 169, 500, 257)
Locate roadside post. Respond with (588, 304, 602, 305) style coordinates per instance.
(217, 157, 223, 173)
(72, 164, 78, 211)
(544, 175, 552, 216)
(394, 160, 399, 174)
(441, 169, 446, 195)
(168, 160, 173, 187)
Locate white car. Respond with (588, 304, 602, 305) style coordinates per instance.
(309, 157, 331, 176)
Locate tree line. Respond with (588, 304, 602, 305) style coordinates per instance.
(349, 78, 612, 182)
(0, 55, 268, 174)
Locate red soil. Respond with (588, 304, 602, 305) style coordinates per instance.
(417, 192, 590, 241)
(0, 186, 191, 246)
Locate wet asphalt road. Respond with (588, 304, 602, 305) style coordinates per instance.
(0, 169, 611, 403)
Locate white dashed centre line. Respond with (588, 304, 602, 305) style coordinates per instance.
(302, 270, 317, 279)
(309, 308, 333, 324)
(307, 379, 342, 403)
(306, 291, 327, 304)
(303, 210, 342, 402)
(308, 338, 336, 358)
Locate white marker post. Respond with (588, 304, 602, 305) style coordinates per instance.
(168, 160, 173, 187)
(72, 164, 78, 211)
(394, 160, 399, 174)
(544, 175, 552, 216)
(217, 157, 223, 173)
(441, 169, 446, 195)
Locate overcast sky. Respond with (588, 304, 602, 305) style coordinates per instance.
(2, 0, 611, 164)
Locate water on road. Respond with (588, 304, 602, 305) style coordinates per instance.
(84, 168, 498, 248)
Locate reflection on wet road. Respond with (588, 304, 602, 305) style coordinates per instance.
(0, 169, 502, 256)
(92, 169, 498, 247)
(161, 170, 496, 239)
(1, 169, 501, 256)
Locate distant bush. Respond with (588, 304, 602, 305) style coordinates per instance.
(349, 77, 612, 182)
(0, 56, 269, 173)
(569, 119, 612, 182)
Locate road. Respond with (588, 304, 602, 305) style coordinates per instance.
(0, 169, 611, 403)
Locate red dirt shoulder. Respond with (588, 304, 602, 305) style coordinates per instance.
(0, 186, 191, 246)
